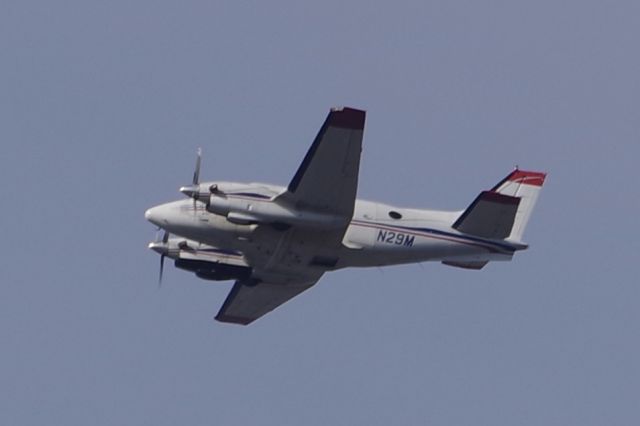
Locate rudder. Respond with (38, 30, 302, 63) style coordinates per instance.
(491, 169, 546, 241)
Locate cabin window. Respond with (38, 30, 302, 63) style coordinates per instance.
(388, 211, 402, 219)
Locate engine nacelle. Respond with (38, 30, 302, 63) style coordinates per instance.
(174, 259, 251, 281)
(206, 194, 346, 229)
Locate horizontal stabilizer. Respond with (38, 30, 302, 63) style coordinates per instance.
(442, 260, 488, 270)
(453, 191, 520, 239)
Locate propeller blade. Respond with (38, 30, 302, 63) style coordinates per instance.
(192, 147, 202, 185)
(191, 148, 202, 215)
(158, 254, 165, 288)
(162, 230, 169, 243)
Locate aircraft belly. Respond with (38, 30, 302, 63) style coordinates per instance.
(223, 225, 339, 276)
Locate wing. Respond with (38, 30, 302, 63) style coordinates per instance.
(280, 107, 365, 219)
(215, 275, 322, 325)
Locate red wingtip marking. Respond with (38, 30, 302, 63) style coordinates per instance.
(508, 170, 547, 187)
(328, 107, 366, 130)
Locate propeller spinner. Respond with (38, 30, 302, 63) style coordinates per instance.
(179, 147, 202, 201)
(179, 149, 225, 214)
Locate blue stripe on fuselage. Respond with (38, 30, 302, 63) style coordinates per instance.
(351, 219, 518, 253)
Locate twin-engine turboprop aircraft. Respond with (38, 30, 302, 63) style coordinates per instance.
(145, 107, 546, 325)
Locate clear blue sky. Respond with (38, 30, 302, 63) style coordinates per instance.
(2, 1, 639, 425)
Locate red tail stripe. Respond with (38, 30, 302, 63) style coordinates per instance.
(506, 170, 546, 187)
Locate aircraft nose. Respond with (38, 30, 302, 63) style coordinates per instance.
(145, 206, 165, 227)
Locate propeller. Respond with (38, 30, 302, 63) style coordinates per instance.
(193, 147, 201, 186)
(159, 253, 165, 288)
(180, 148, 203, 214)
(154, 230, 169, 288)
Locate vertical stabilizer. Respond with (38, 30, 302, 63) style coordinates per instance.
(491, 169, 546, 241)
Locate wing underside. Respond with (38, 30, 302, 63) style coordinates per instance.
(215, 276, 320, 325)
(280, 107, 365, 218)
(215, 108, 367, 325)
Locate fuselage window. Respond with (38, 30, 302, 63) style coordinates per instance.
(388, 211, 402, 219)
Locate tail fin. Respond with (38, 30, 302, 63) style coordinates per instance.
(491, 169, 546, 241)
(453, 169, 546, 242)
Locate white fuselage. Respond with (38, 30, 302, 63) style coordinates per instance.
(145, 181, 519, 278)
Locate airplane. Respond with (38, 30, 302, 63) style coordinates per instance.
(145, 107, 546, 325)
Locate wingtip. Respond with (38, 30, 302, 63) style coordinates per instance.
(214, 314, 252, 325)
(328, 106, 366, 130)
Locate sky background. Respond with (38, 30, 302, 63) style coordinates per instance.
(2, 1, 639, 424)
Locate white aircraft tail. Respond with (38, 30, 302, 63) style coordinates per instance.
(452, 169, 546, 242)
(491, 169, 546, 241)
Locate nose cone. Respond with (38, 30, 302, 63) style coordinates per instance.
(145, 200, 195, 237)
(145, 205, 165, 227)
